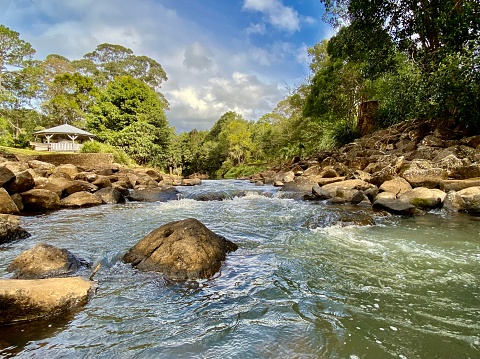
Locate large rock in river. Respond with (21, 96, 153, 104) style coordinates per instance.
(124, 218, 238, 280)
(0, 277, 96, 325)
(7, 243, 91, 279)
(0, 214, 30, 244)
(127, 186, 179, 202)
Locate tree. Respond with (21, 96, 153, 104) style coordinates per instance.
(0, 24, 35, 90)
(42, 73, 96, 126)
(319, 0, 480, 70)
(86, 75, 171, 166)
(83, 44, 167, 101)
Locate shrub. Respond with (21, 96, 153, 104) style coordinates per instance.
(80, 141, 133, 165)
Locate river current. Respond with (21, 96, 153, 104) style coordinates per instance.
(0, 180, 479, 358)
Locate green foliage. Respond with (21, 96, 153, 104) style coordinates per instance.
(80, 141, 132, 165)
(86, 75, 171, 167)
(223, 163, 268, 179)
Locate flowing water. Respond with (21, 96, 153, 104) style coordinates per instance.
(0, 180, 479, 358)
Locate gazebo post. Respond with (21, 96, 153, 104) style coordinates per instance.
(45, 134, 53, 144)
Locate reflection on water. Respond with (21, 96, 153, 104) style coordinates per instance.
(0, 180, 479, 358)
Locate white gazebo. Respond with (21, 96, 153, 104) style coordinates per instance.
(31, 124, 96, 152)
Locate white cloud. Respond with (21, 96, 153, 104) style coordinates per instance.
(243, 0, 300, 33)
(183, 42, 214, 71)
(2, 0, 308, 133)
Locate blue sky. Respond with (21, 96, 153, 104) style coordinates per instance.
(1, 0, 334, 132)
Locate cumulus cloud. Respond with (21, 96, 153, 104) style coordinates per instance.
(165, 71, 283, 132)
(2, 0, 309, 132)
(243, 0, 300, 33)
(183, 42, 214, 71)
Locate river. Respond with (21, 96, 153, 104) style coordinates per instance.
(1, 180, 479, 358)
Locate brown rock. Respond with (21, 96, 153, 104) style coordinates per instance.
(55, 164, 79, 178)
(0, 214, 30, 244)
(0, 188, 20, 214)
(379, 177, 412, 196)
(5, 170, 35, 194)
(0, 277, 96, 324)
(7, 243, 90, 279)
(21, 189, 61, 212)
(60, 191, 103, 208)
(124, 218, 238, 280)
(27, 160, 56, 177)
(181, 178, 202, 186)
(440, 178, 480, 192)
(0, 166, 15, 187)
(63, 180, 98, 196)
(398, 187, 446, 209)
(402, 162, 448, 188)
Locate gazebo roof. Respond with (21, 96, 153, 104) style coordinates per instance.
(33, 124, 95, 138)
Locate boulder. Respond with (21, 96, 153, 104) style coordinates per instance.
(92, 175, 112, 189)
(7, 243, 91, 279)
(74, 171, 98, 182)
(0, 166, 15, 187)
(456, 186, 480, 214)
(124, 218, 238, 280)
(11, 193, 24, 212)
(55, 164, 79, 179)
(95, 187, 124, 204)
(60, 191, 103, 208)
(0, 188, 20, 214)
(443, 191, 467, 212)
(369, 165, 397, 186)
(2, 161, 29, 174)
(321, 179, 376, 199)
(372, 198, 418, 216)
(21, 189, 60, 212)
(398, 187, 446, 209)
(27, 160, 56, 177)
(5, 170, 35, 194)
(35, 176, 71, 197)
(379, 177, 412, 196)
(0, 214, 30, 244)
(127, 186, 179, 202)
(402, 162, 448, 188)
(145, 169, 163, 182)
(181, 178, 202, 186)
(440, 178, 480, 192)
(0, 277, 96, 325)
(63, 180, 98, 196)
(273, 171, 295, 184)
(281, 177, 317, 194)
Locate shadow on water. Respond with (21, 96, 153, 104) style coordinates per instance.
(0, 314, 75, 358)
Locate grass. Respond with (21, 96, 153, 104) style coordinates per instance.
(0, 146, 76, 156)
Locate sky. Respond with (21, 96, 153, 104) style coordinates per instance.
(1, 0, 334, 133)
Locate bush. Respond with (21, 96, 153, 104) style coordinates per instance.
(80, 141, 133, 165)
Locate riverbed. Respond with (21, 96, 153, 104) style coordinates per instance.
(1, 180, 479, 358)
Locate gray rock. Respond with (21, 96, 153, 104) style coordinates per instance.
(124, 218, 238, 280)
(127, 186, 179, 202)
(95, 187, 124, 204)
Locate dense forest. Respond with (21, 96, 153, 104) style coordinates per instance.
(0, 1, 478, 178)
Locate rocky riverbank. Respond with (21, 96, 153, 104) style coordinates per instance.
(250, 118, 480, 216)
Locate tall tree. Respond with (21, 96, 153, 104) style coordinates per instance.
(0, 24, 35, 91)
(319, 0, 480, 69)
